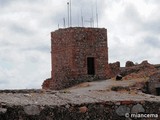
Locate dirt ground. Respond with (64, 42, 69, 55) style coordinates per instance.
(0, 78, 160, 106)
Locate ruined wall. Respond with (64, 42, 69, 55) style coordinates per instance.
(109, 61, 120, 76)
(125, 61, 135, 67)
(43, 27, 112, 90)
(120, 60, 158, 80)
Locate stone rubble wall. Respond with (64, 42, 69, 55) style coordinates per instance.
(125, 61, 135, 67)
(0, 101, 160, 120)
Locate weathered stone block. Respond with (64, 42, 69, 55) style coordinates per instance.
(23, 105, 41, 115)
(116, 105, 130, 116)
(131, 104, 145, 113)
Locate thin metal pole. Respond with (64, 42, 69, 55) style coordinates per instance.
(58, 24, 59, 29)
(81, 8, 84, 27)
(96, 0, 98, 28)
(63, 17, 65, 28)
(78, 12, 79, 27)
(81, 16, 84, 27)
(91, 7, 94, 27)
(90, 18, 92, 27)
(70, 0, 72, 27)
(67, 2, 69, 27)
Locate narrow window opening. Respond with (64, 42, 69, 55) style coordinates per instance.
(87, 57, 95, 75)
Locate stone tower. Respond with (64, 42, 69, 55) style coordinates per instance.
(42, 27, 112, 90)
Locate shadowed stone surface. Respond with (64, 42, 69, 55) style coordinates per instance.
(131, 104, 145, 113)
(0, 108, 7, 114)
(125, 61, 135, 67)
(116, 105, 130, 116)
(24, 105, 41, 115)
(148, 71, 160, 95)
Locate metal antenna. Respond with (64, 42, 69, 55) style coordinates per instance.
(78, 11, 79, 27)
(67, 2, 69, 27)
(96, 0, 98, 28)
(81, 8, 84, 27)
(90, 18, 92, 27)
(63, 17, 66, 28)
(58, 24, 59, 29)
(91, 4, 94, 27)
(70, 0, 72, 27)
(85, 19, 92, 27)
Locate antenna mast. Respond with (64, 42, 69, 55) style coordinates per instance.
(91, 4, 94, 27)
(63, 17, 66, 28)
(70, 0, 72, 27)
(96, 0, 98, 28)
(67, 2, 69, 27)
(58, 24, 59, 29)
(78, 11, 79, 27)
(81, 8, 84, 27)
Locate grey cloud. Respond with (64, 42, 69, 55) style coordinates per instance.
(0, 0, 42, 7)
(142, 20, 160, 34)
(144, 36, 160, 48)
(0, 0, 11, 7)
(123, 2, 160, 35)
(21, 45, 50, 53)
(0, 40, 13, 47)
(123, 3, 142, 24)
(10, 24, 33, 35)
(0, 79, 9, 84)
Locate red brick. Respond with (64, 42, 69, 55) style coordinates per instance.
(121, 100, 135, 105)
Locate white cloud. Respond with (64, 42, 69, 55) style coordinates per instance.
(0, 0, 159, 89)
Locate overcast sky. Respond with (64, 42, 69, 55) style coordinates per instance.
(0, 0, 160, 89)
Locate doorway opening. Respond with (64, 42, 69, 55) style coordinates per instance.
(87, 57, 95, 75)
(156, 87, 160, 96)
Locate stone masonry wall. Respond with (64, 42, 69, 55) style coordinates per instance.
(43, 27, 112, 90)
(1, 101, 160, 120)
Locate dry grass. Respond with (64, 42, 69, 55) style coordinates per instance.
(76, 82, 90, 88)
(65, 82, 91, 90)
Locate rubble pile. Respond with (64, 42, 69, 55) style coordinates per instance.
(109, 61, 120, 77)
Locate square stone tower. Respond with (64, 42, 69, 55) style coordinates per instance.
(42, 27, 112, 90)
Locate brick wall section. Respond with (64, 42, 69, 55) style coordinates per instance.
(42, 27, 112, 90)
